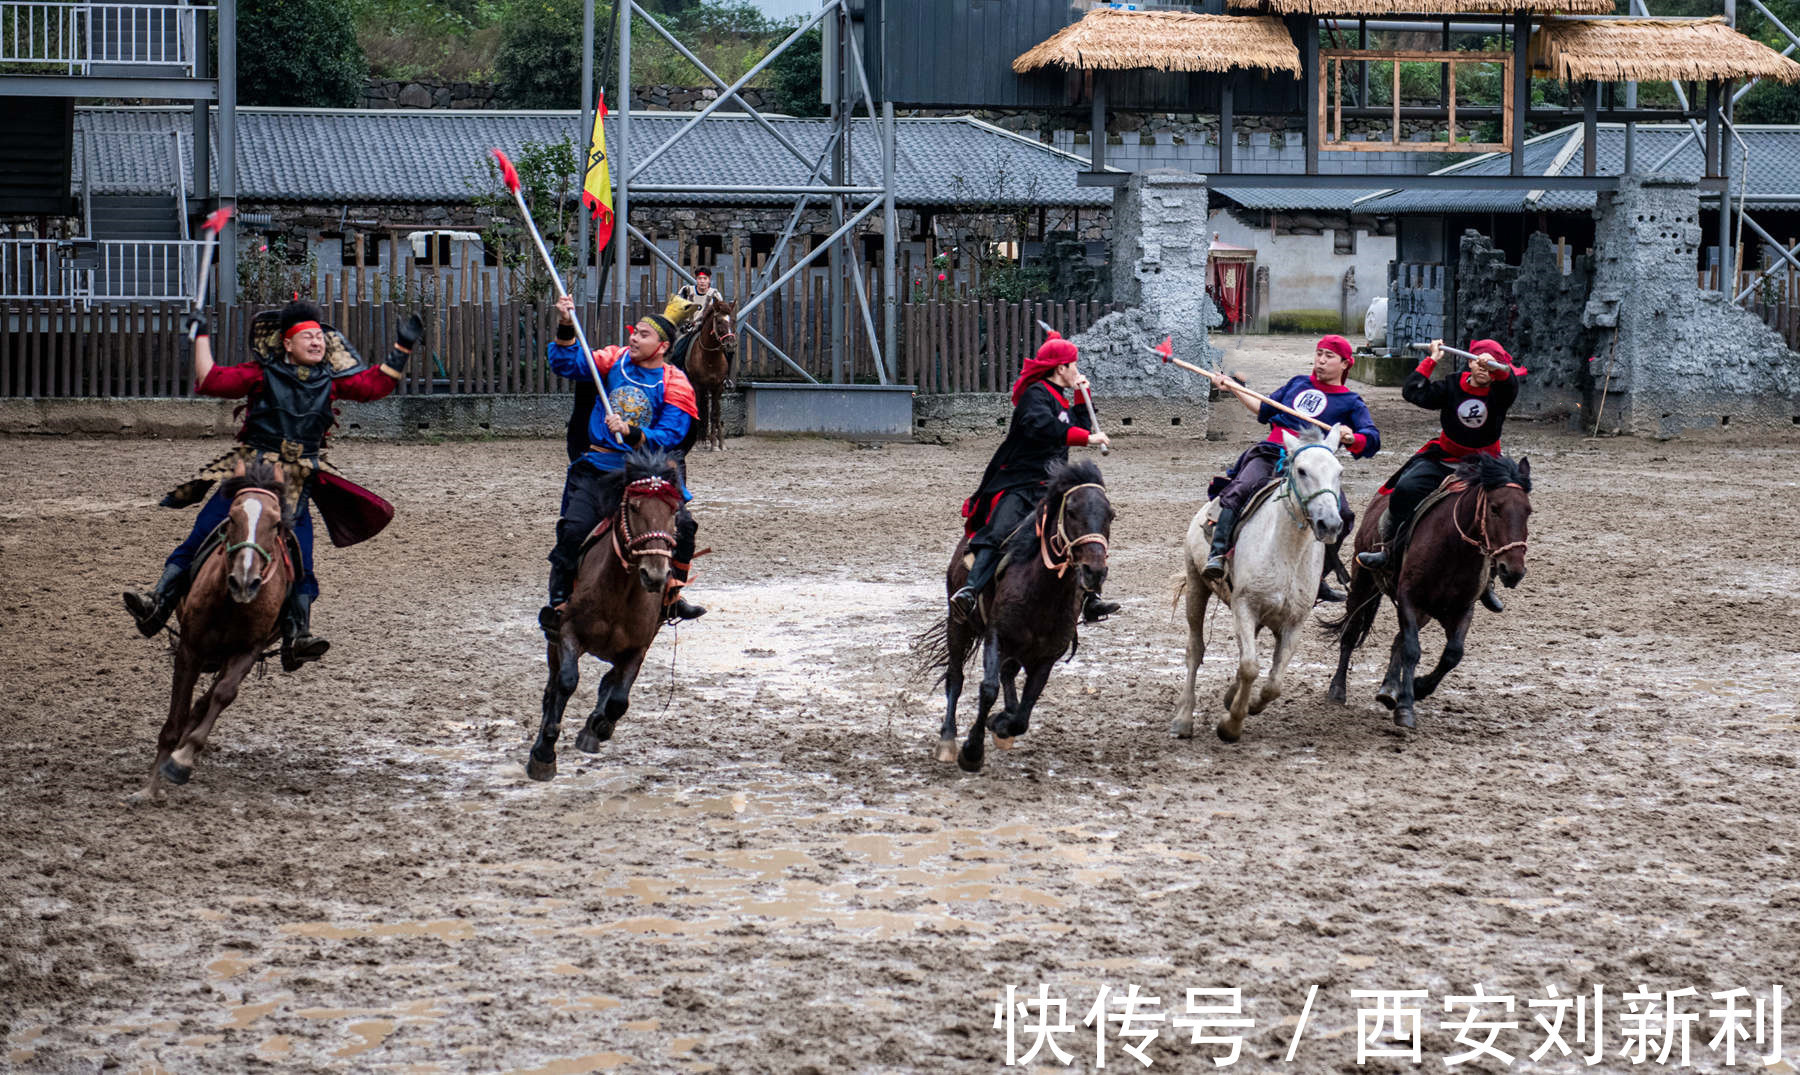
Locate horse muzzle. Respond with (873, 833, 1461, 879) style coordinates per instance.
(637, 562, 669, 593)
(1496, 562, 1526, 588)
(227, 573, 262, 604)
(1077, 561, 1108, 594)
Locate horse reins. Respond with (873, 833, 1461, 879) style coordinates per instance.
(224, 487, 288, 586)
(1452, 481, 1528, 561)
(612, 476, 680, 568)
(1277, 442, 1340, 534)
(1037, 483, 1110, 576)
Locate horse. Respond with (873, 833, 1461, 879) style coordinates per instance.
(686, 298, 736, 453)
(918, 460, 1114, 773)
(1326, 453, 1532, 730)
(527, 449, 684, 781)
(134, 462, 295, 800)
(1172, 427, 1346, 743)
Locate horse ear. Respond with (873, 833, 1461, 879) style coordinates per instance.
(1518, 456, 1531, 481)
(1280, 428, 1301, 452)
(1324, 425, 1344, 453)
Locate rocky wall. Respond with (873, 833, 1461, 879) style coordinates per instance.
(1455, 231, 1597, 420)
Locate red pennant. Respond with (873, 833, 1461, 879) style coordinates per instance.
(201, 206, 234, 234)
(490, 148, 521, 194)
(1153, 336, 1174, 360)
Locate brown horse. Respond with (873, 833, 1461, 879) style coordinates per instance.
(527, 449, 684, 781)
(134, 463, 295, 800)
(1327, 453, 1532, 730)
(686, 299, 736, 453)
(919, 460, 1114, 773)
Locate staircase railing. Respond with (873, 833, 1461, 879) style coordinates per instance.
(0, 0, 216, 75)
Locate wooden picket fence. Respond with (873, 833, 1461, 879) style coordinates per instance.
(2, 293, 1124, 399)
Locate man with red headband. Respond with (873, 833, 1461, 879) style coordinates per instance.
(541, 294, 706, 636)
(1200, 333, 1380, 601)
(124, 299, 421, 669)
(951, 331, 1114, 622)
(1356, 337, 1525, 612)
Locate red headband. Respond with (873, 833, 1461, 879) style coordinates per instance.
(282, 321, 322, 340)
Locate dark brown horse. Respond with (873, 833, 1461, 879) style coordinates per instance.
(1327, 454, 1532, 730)
(527, 449, 684, 781)
(920, 460, 1114, 773)
(134, 463, 295, 800)
(686, 299, 736, 453)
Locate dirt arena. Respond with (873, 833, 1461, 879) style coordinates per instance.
(3, 342, 1797, 1073)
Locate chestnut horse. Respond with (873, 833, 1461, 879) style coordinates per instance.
(527, 449, 684, 781)
(686, 299, 736, 452)
(1326, 453, 1532, 730)
(918, 460, 1114, 773)
(135, 463, 295, 800)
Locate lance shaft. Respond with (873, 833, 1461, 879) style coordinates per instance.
(503, 182, 617, 419)
(1409, 341, 1506, 372)
(1034, 319, 1108, 455)
(1148, 344, 1335, 435)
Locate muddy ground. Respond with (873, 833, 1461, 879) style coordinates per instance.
(3, 341, 1797, 1073)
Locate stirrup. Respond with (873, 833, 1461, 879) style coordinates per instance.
(1316, 579, 1345, 603)
(1200, 553, 1227, 580)
(949, 584, 980, 619)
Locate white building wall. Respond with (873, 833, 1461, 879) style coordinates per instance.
(1206, 208, 1396, 325)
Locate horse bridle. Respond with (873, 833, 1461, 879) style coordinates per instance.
(224, 487, 287, 585)
(700, 303, 736, 349)
(1037, 483, 1110, 576)
(1277, 442, 1340, 535)
(612, 476, 681, 568)
(1452, 481, 1529, 561)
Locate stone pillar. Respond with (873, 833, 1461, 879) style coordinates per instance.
(1072, 170, 1216, 435)
(1582, 175, 1799, 436)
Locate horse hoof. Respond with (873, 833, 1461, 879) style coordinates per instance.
(1393, 710, 1416, 731)
(933, 739, 958, 764)
(992, 733, 1014, 751)
(1328, 681, 1348, 705)
(525, 754, 557, 782)
(957, 751, 984, 773)
(574, 730, 602, 754)
(1171, 718, 1195, 739)
(1375, 688, 1398, 711)
(159, 758, 192, 786)
(1216, 720, 1242, 744)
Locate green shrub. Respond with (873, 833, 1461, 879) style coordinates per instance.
(238, 0, 367, 107)
(1268, 310, 1346, 335)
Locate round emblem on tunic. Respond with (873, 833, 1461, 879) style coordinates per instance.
(1293, 389, 1328, 417)
(611, 385, 653, 428)
(1456, 398, 1488, 428)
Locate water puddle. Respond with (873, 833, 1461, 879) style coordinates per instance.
(332, 1019, 395, 1059)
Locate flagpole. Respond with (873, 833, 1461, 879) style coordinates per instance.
(578, 0, 594, 300)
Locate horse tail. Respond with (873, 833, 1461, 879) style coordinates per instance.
(1169, 570, 1188, 623)
(910, 615, 953, 684)
(1319, 584, 1380, 651)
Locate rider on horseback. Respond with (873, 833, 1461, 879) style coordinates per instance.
(668, 268, 727, 374)
(950, 331, 1115, 623)
(542, 295, 706, 635)
(1200, 334, 1379, 601)
(1355, 338, 1524, 612)
(124, 299, 420, 670)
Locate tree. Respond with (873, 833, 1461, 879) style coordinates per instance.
(238, 0, 367, 108)
(761, 25, 825, 117)
(496, 0, 582, 108)
(470, 136, 582, 301)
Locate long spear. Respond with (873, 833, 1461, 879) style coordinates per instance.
(1408, 340, 1509, 372)
(490, 148, 616, 419)
(1145, 335, 1335, 435)
(1033, 319, 1108, 456)
(190, 206, 233, 312)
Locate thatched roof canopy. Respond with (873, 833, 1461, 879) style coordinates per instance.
(1530, 17, 1800, 84)
(1011, 9, 1302, 76)
(1228, 0, 1611, 15)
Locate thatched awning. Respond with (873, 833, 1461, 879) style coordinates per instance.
(1228, 0, 1611, 15)
(1011, 9, 1302, 77)
(1530, 17, 1800, 84)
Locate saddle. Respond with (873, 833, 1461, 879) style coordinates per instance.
(1201, 476, 1286, 559)
(1370, 477, 1465, 576)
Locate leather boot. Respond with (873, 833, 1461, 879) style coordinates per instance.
(1356, 510, 1399, 570)
(1200, 506, 1238, 581)
(1082, 592, 1120, 622)
(1480, 582, 1505, 613)
(664, 587, 707, 622)
(1316, 575, 1346, 603)
(124, 562, 188, 637)
(281, 593, 330, 671)
(950, 545, 1002, 619)
(539, 562, 574, 638)
(664, 511, 706, 622)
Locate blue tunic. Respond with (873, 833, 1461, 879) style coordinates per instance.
(547, 341, 695, 496)
(1257, 375, 1381, 458)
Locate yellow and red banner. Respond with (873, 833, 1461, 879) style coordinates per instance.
(582, 92, 614, 253)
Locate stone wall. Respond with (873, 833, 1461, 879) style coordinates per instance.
(1457, 231, 1596, 420)
(1581, 176, 1800, 437)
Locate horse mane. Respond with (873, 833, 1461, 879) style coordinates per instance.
(1004, 459, 1105, 562)
(216, 462, 291, 529)
(1453, 453, 1531, 493)
(592, 448, 682, 519)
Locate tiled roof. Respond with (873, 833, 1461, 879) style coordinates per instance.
(1354, 124, 1800, 214)
(73, 107, 1116, 209)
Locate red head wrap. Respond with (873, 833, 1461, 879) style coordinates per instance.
(1316, 334, 1353, 366)
(282, 321, 322, 340)
(1011, 332, 1079, 404)
(1469, 338, 1527, 376)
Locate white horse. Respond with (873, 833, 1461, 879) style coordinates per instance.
(1172, 427, 1345, 742)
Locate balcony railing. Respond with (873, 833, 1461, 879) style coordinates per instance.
(0, 1, 212, 76)
(1, 238, 200, 303)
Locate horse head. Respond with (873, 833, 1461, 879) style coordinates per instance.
(218, 463, 288, 605)
(1045, 460, 1113, 597)
(706, 299, 736, 348)
(1280, 428, 1345, 544)
(1455, 454, 1532, 588)
(615, 450, 683, 594)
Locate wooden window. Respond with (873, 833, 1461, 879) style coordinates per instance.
(1318, 50, 1512, 155)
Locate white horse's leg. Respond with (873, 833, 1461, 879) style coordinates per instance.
(1250, 621, 1301, 715)
(1218, 600, 1260, 743)
(1171, 564, 1209, 739)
